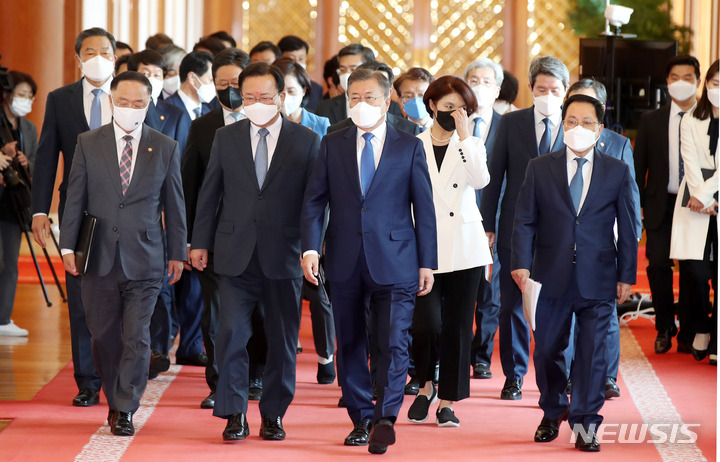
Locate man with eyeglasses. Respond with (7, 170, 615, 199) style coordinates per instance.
(511, 94, 637, 452)
(301, 68, 437, 455)
(190, 62, 320, 442)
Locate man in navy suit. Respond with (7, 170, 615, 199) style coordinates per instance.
(511, 94, 638, 452)
(164, 51, 218, 123)
(480, 56, 568, 400)
(191, 63, 320, 442)
(31, 27, 117, 407)
(301, 68, 437, 455)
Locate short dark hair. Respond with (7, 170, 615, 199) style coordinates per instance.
(357, 61, 394, 85)
(693, 59, 719, 120)
(250, 41, 281, 60)
(338, 43, 375, 63)
(179, 51, 214, 83)
(145, 33, 173, 50)
(562, 94, 605, 123)
(277, 35, 309, 53)
(116, 41, 133, 54)
(74, 27, 116, 55)
(273, 57, 312, 96)
(193, 36, 227, 56)
(323, 55, 340, 85)
(114, 54, 130, 75)
(423, 75, 478, 117)
(127, 50, 168, 76)
(212, 48, 251, 78)
(567, 78, 607, 105)
(110, 70, 152, 96)
(666, 55, 701, 80)
(347, 68, 391, 98)
(238, 62, 285, 93)
(498, 70, 518, 104)
(393, 67, 434, 94)
(209, 31, 237, 48)
(8, 70, 38, 96)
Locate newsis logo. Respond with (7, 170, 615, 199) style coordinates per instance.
(570, 423, 700, 444)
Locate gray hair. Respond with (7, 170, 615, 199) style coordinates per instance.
(158, 44, 187, 70)
(347, 68, 391, 98)
(464, 58, 504, 87)
(528, 55, 569, 89)
(567, 78, 607, 105)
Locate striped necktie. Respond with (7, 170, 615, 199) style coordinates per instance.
(119, 135, 133, 195)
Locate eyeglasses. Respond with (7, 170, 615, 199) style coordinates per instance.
(349, 95, 385, 104)
(467, 77, 496, 87)
(562, 120, 600, 129)
(242, 93, 278, 105)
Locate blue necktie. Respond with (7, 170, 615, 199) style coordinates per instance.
(255, 128, 269, 189)
(360, 132, 375, 197)
(90, 88, 102, 130)
(473, 117, 485, 138)
(569, 157, 588, 214)
(678, 111, 686, 186)
(193, 107, 203, 119)
(538, 117, 551, 155)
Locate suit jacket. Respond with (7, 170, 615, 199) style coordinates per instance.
(164, 92, 214, 122)
(301, 124, 438, 285)
(327, 113, 421, 136)
(634, 104, 672, 230)
(315, 94, 405, 125)
(59, 124, 186, 280)
(191, 117, 320, 279)
(145, 100, 192, 155)
(32, 79, 90, 219)
(300, 108, 330, 137)
(480, 106, 565, 250)
(418, 130, 492, 273)
(511, 148, 638, 300)
(475, 110, 501, 206)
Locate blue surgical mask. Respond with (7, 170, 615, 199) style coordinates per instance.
(403, 97, 429, 120)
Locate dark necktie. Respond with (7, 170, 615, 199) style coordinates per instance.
(569, 157, 588, 214)
(678, 111, 686, 186)
(360, 132, 375, 197)
(255, 128, 269, 188)
(538, 117, 551, 155)
(90, 88, 102, 130)
(119, 135, 133, 195)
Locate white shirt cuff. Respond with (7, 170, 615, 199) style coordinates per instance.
(60, 249, 74, 256)
(302, 250, 319, 258)
(33, 213, 48, 217)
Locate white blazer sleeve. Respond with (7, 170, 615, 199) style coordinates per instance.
(456, 135, 490, 190)
(680, 117, 718, 209)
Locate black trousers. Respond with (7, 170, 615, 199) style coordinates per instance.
(412, 266, 483, 401)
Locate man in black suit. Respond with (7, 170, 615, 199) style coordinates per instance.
(190, 63, 320, 442)
(31, 27, 117, 407)
(60, 72, 186, 436)
(181, 47, 253, 409)
(277, 35, 324, 112)
(635, 55, 701, 354)
(480, 56, 568, 401)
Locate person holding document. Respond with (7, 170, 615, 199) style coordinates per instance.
(510, 94, 638, 452)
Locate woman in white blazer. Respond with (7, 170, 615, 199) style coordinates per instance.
(670, 59, 719, 365)
(407, 76, 492, 427)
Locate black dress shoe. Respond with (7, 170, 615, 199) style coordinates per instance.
(368, 418, 395, 454)
(317, 361, 336, 384)
(654, 326, 677, 354)
(223, 413, 250, 441)
(201, 391, 215, 409)
(73, 388, 100, 407)
(404, 377, 420, 395)
(149, 350, 170, 375)
(473, 362, 492, 379)
(338, 396, 347, 408)
(249, 378, 263, 401)
(575, 432, 601, 452)
(500, 377, 523, 400)
(692, 347, 709, 361)
(677, 341, 693, 354)
(605, 377, 620, 399)
(176, 352, 208, 367)
(259, 416, 286, 440)
(344, 418, 372, 446)
(111, 411, 134, 436)
(107, 409, 118, 427)
(534, 417, 561, 442)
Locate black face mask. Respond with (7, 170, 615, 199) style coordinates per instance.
(217, 86, 243, 110)
(435, 110, 456, 132)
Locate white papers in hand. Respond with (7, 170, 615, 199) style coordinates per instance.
(522, 278, 542, 331)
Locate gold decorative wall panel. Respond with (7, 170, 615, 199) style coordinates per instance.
(526, 0, 578, 75)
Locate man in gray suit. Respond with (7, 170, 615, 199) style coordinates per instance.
(60, 71, 186, 437)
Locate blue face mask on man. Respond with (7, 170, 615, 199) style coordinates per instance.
(403, 97, 429, 120)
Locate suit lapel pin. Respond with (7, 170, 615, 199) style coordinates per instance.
(599, 142, 605, 147)
(148, 147, 153, 152)
(160, 115, 165, 120)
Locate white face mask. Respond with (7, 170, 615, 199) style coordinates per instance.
(563, 125, 599, 153)
(533, 93, 564, 117)
(149, 78, 164, 102)
(244, 100, 279, 126)
(706, 88, 720, 108)
(163, 75, 180, 95)
(82, 55, 115, 82)
(9, 96, 32, 117)
(667, 80, 698, 102)
(113, 104, 148, 132)
(282, 93, 304, 117)
(298, 62, 307, 70)
(339, 72, 351, 91)
(349, 101, 383, 129)
(192, 75, 216, 104)
(472, 85, 497, 110)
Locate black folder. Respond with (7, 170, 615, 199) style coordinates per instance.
(681, 168, 717, 207)
(75, 212, 98, 275)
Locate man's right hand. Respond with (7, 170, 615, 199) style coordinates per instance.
(486, 232, 495, 249)
(63, 253, 79, 276)
(190, 249, 208, 271)
(302, 253, 319, 286)
(511, 268, 530, 293)
(32, 215, 51, 248)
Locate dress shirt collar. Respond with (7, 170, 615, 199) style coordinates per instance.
(113, 120, 143, 144)
(533, 105, 562, 129)
(178, 89, 201, 112)
(355, 117, 388, 145)
(222, 107, 245, 125)
(669, 100, 696, 119)
(249, 112, 283, 138)
(82, 76, 112, 98)
(566, 146, 594, 164)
